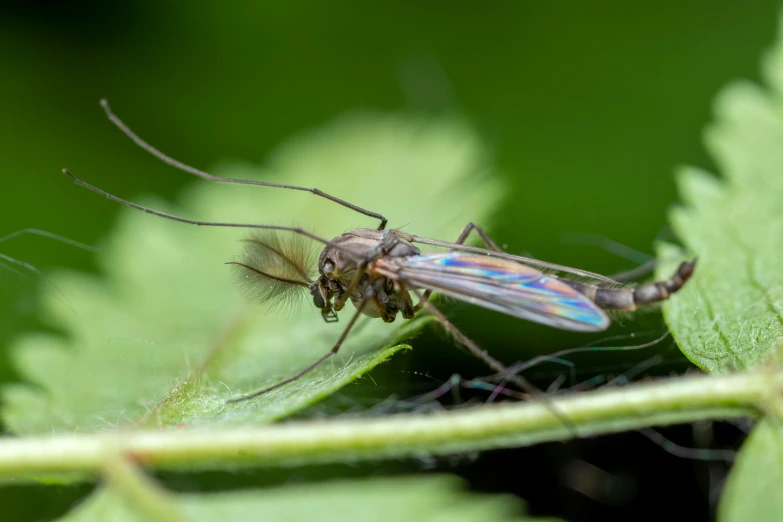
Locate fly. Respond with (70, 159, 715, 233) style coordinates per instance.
(62, 99, 697, 430)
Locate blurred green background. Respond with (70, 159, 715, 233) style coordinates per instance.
(0, 1, 778, 521)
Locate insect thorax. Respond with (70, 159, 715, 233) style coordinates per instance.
(310, 228, 420, 322)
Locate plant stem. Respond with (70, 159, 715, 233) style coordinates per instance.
(0, 368, 778, 479)
(102, 454, 185, 522)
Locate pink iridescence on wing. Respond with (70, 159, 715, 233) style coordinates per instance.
(373, 252, 609, 331)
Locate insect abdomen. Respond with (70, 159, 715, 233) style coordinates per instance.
(566, 259, 696, 312)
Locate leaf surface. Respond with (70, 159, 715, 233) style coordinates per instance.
(658, 15, 783, 373)
(717, 419, 783, 522)
(657, 14, 783, 521)
(59, 475, 561, 522)
(2, 113, 501, 434)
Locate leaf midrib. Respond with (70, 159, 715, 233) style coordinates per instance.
(136, 309, 249, 428)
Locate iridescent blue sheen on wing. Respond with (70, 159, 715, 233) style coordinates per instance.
(373, 252, 609, 332)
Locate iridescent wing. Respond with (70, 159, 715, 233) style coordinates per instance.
(373, 252, 610, 332)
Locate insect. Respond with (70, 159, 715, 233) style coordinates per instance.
(63, 99, 696, 426)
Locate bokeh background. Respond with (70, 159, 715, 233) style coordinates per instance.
(0, 1, 779, 521)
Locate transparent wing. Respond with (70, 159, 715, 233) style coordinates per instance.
(373, 252, 610, 332)
(409, 236, 620, 284)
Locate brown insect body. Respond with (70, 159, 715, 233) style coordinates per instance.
(565, 261, 696, 313)
(310, 228, 420, 323)
(63, 99, 699, 428)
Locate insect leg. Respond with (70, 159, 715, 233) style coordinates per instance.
(62, 169, 352, 254)
(0, 228, 100, 252)
(0, 229, 95, 277)
(567, 259, 697, 311)
(0, 253, 42, 277)
(404, 284, 578, 434)
(0, 229, 97, 313)
(100, 99, 387, 229)
(607, 259, 657, 283)
(408, 374, 527, 407)
(332, 261, 369, 312)
(398, 288, 418, 319)
(452, 222, 504, 252)
(225, 299, 368, 404)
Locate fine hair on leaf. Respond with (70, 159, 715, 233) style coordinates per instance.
(228, 229, 318, 311)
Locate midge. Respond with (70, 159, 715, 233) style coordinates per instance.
(63, 99, 696, 411)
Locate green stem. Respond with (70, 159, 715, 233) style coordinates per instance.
(0, 368, 778, 479)
(102, 454, 185, 522)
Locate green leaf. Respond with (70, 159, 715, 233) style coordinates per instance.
(2, 112, 501, 434)
(58, 474, 559, 522)
(658, 14, 783, 521)
(717, 419, 783, 522)
(657, 14, 783, 374)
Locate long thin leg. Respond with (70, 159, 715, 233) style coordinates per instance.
(608, 259, 657, 283)
(62, 169, 361, 259)
(0, 234, 88, 313)
(225, 300, 368, 404)
(408, 374, 466, 411)
(406, 285, 577, 434)
(100, 99, 387, 229)
(452, 222, 504, 252)
(0, 253, 42, 277)
(0, 253, 80, 314)
(332, 261, 369, 312)
(558, 232, 659, 283)
(0, 228, 100, 252)
(491, 330, 672, 390)
(408, 374, 528, 407)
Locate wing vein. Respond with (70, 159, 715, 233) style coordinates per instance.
(374, 253, 609, 332)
